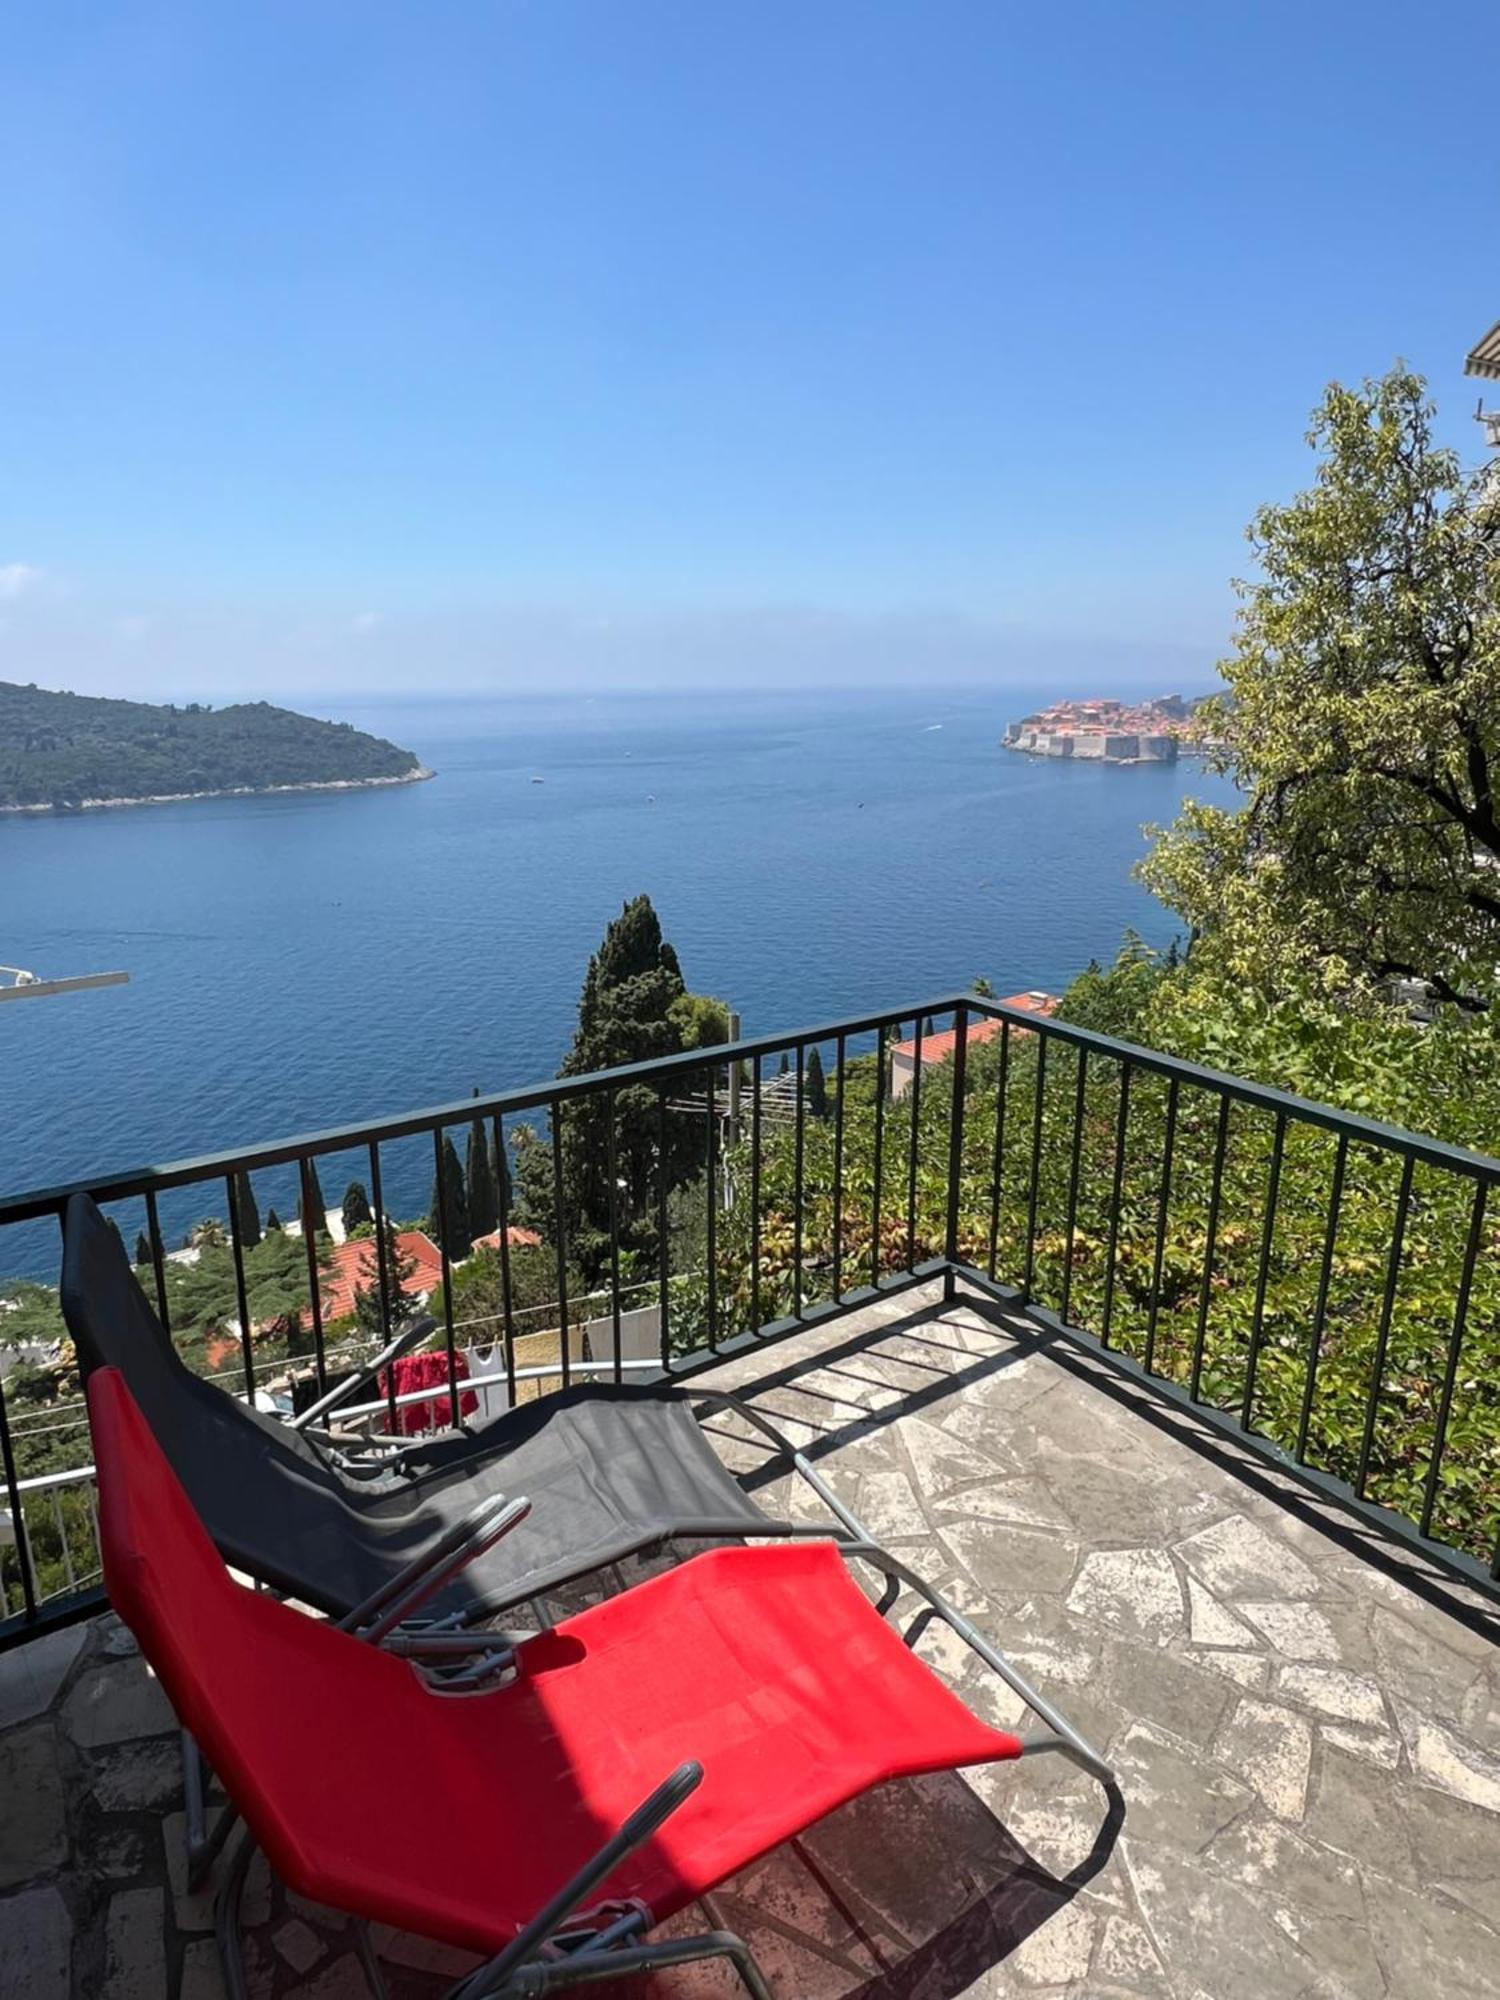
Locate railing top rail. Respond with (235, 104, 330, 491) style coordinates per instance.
(0, 992, 978, 1225)
(4, 987, 1498, 1228)
(966, 997, 1500, 1184)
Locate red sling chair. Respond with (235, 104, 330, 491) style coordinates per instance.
(90, 1366, 1112, 1999)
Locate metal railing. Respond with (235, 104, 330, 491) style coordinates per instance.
(3, 989, 1498, 1647)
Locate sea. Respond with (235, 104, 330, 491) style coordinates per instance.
(1, 685, 1236, 1281)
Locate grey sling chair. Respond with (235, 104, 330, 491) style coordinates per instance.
(62, 1189, 1114, 1887)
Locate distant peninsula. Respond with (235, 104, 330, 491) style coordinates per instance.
(1003, 692, 1220, 765)
(0, 681, 432, 813)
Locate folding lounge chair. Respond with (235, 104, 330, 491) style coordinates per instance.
(89, 1365, 1111, 2000)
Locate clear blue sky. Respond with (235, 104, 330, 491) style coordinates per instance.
(1, 1, 1494, 699)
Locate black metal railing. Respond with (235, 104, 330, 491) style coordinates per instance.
(3, 990, 1499, 1647)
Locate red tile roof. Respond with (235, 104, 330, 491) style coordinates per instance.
(470, 1226, 543, 1253)
(318, 1230, 445, 1324)
(892, 995, 1058, 1065)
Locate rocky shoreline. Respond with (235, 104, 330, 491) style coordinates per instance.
(0, 766, 435, 815)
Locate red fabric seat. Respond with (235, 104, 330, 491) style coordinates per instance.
(89, 1367, 1023, 1956)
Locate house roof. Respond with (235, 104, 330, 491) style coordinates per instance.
(1466, 319, 1500, 381)
(470, 1226, 544, 1253)
(891, 994, 1058, 1065)
(318, 1230, 444, 1324)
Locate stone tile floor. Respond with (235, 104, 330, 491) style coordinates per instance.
(3, 1281, 1499, 1998)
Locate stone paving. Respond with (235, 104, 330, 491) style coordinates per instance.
(3, 1280, 1499, 1997)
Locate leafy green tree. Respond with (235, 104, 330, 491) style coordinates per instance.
(1143, 366, 1500, 1014)
(189, 1217, 225, 1249)
(805, 1046, 829, 1119)
(134, 1230, 152, 1267)
(265, 1207, 282, 1232)
(427, 1135, 470, 1261)
(554, 895, 711, 1275)
(232, 1171, 261, 1249)
(297, 1160, 330, 1238)
(466, 1096, 499, 1239)
(341, 1179, 373, 1237)
(971, 976, 995, 997)
(353, 1219, 418, 1333)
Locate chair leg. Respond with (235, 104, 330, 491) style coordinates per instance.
(353, 1918, 392, 1998)
(183, 1730, 241, 1889)
(214, 1826, 258, 2000)
(478, 1931, 773, 2000)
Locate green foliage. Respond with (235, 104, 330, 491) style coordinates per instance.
(553, 895, 713, 1277)
(427, 1135, 470, 1262)
(466, 1103, 499, 1240)
(0, 680, 423, 810)
(298, 1161, 330, 1238)
(1142, 365, 1500, 1013)
(232, 1171, 261, 1249)
(265, 1207, 282, 1232)
(134, 1230, 152, 1266)
(341, 1179, 373, 1237)
(805, 1046, 829, 1119)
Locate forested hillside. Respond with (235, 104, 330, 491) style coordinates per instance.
(0, 681, 427, 809)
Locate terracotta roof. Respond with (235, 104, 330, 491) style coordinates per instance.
(470, 1226, 543, 1253)
(891, 995, 1058, 1065)
(317, 1230, 444, 1324)
(1466, 320, 1500, 382)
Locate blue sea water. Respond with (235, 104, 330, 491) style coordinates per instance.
(1, 686, 1235, 1278)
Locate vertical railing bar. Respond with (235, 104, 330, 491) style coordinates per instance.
(1021, 1034, 1049, 1303)
(987, 1023, 1011, 1281)
(749, 1058, 762, 1333)
(1295, 1133, 1349, 1464)
(1101, 1062, 1132, 1349)
(491, 1116, 518, 1406)
(607, 1089, 623, 1383)
(0, 1365, 37, 1622)
(298, 1157, 329, 1398)
(144, 1190, 171, 1331)
(706, 1066, 720, 1350)
(430, 1129, 460, 1427)
(871, 1024, 887, 1290)
(1241, 1112, 1286, 1432)
(832, 1033, 847, 1301)
(1143, 1077, 1180, 1376)
(943, 1004, 969, 1299)
(1420, 1178, 1487, 1542)
(368, 1141, 400, 1430)
(52, 1490, 75, 1593)
(1189, 1094, 1232, 1402)
(1060, 1047, 1087, 1325)
(792, 1044, 805, 1319)
(657, 1088, 671, 1367)
(550, 1105, 571, 1393)
(906, 1019, 923, 1271)
(225, 1174, 256, 1399)
(1355, 1154, 1414, 1500)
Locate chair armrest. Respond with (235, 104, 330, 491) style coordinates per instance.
(340, 1490, 533, 1644)
(452, 1762, 705, 2000)
(288, 1315, 437, 1433)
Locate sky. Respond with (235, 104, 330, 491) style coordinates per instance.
(0, 1, 1495, 702)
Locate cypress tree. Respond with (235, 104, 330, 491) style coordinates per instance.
(466, 1094, 499, 1238)
(297, 1159, 330, 1238)
(353, 1219, 418, 1333)
(232, 1171, 261, 1249)
(341, 1179, 373, 1236)
(265, 1207, 283, 1233)
(553, 895, 693, 1275)
(134, 1230, 152, 1267)
(805, 1046, 829, 1119)
(426, 1135, 470, 1261)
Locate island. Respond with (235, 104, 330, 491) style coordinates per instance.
(0, 681, 432, 812)
(1003, 693, 1218, 764)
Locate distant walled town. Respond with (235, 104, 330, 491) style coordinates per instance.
(1002, 693, 1216, 764)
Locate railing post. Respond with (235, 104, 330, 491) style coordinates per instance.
(943, 1004, 969, 1301)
